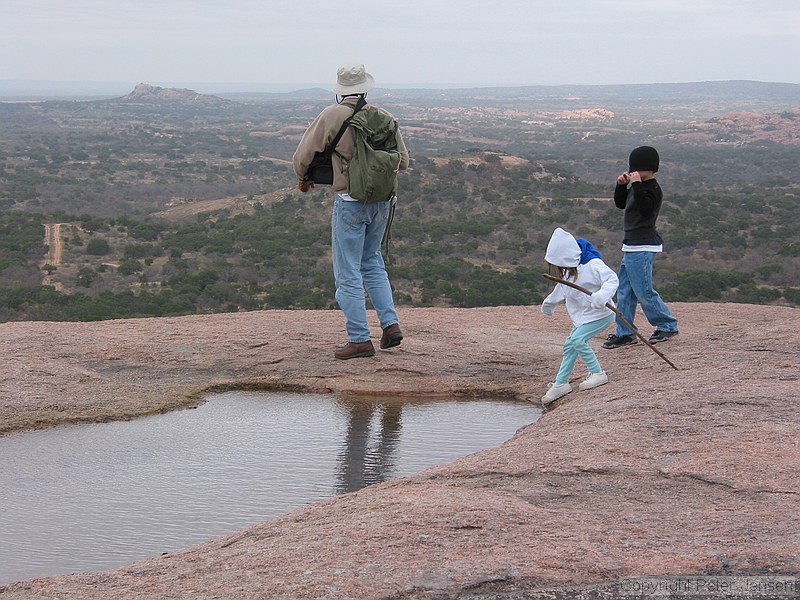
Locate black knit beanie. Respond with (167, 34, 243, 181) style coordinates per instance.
(628, 146, 660, 172)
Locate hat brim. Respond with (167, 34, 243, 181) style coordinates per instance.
(333, 73, 375, 95)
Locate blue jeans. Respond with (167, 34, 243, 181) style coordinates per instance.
(332, 196, 398, 342)
(615, 251, 678, 337)
(556, 314, 614, 384)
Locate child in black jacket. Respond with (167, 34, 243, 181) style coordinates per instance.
(603, 146, 679, 349)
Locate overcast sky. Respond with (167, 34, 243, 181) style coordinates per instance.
(2, 0, 799, 92)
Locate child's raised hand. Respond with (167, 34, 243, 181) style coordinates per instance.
(617, 172, 630, 185)
(628, 171, 642, 183)
(590, 294, 608, 309)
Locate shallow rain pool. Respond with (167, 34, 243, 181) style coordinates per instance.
(0, 391, 540, 584)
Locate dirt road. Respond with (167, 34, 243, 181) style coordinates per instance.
(43, 222, 64, 266)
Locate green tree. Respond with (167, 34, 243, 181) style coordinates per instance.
(76, 266, 98, 287)
(86, 237, 111, 256)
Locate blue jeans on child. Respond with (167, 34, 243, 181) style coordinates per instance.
(332, 196, 399, 342)
(614, 251, 679, 337)
(556, 313, 615, 385)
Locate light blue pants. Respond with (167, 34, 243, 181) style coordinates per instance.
(615, 251, 679, 337)
(555, 313, 615, 385)
(332, 196, 399, 342)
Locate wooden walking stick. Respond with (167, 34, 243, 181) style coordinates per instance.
(543, 273, 679, 370)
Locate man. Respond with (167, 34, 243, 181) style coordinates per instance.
(293, 64, 410, 359)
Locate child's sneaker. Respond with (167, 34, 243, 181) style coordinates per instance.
(649, 330, 679, 343)
(578, 370, 608, 391)
(541, 382, 572, 406)
(602, 334, 637, 349)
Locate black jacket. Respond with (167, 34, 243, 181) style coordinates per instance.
(614, 178, 663, 246)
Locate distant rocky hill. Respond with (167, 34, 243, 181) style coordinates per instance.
(679, 107, 800, 145)
(116, 83, 236, 107)
(224, 80, 800, 116)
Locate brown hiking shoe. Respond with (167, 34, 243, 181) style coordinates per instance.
(334, 340, 376, 360)
(380, 323, 403, 349)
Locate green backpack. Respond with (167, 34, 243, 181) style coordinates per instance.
(346, 108, 402, 203)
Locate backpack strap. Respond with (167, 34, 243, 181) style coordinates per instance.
(327, 95, 367, 153)
(381, 196, 397, 260)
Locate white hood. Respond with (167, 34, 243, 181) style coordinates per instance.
(545, 227, 581, 267)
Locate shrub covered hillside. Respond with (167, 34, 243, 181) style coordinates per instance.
(0, 81, 797, 321)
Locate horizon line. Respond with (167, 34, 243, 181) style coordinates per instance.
(1, 78, 799, 98)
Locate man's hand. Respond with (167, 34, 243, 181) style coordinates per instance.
(298, 178, 314, 193)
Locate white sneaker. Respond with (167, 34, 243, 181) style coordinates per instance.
(579, 370, 608, 391)
(541, 382, 572, 405)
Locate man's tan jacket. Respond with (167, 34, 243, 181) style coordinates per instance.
(293, 97, 410, 194)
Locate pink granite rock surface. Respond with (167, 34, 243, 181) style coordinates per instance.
(0, 304, 798, 598)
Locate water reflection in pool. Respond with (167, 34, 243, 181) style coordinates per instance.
(0, 392, 539, 584)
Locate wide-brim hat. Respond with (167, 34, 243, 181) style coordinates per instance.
(333, 64, 375, 95)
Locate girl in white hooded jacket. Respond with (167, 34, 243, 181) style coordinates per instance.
(540, 228, 619, 406)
